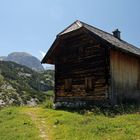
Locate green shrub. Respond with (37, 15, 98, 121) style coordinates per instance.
(42, 95, 54, 109)
(46, 90, 54, 97)
(44, 99, 53, 109)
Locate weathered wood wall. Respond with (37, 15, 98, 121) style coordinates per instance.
(55, 32, 109, 102)
(110, 49, 140, 103)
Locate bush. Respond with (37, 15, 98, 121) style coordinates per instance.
(42, 96, 54, 109)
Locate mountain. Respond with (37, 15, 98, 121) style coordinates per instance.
(0, 61, 54, 106)
(1, 52, 44, 72)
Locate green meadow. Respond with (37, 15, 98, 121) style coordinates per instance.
(0, 106, 140, 140)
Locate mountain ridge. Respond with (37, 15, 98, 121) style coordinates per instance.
(0, 52, 44, 72)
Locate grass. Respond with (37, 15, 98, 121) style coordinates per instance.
(0, 107, 40, 140)
(0, 105, 140, 140)
(38, 107, 140, 140)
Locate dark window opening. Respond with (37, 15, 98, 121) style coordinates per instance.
(64, 79, 72, 92)
(85, 77, 95, 92)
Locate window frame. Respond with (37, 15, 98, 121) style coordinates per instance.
(85, 77, 95, 92)
(64, 79, 72, 92)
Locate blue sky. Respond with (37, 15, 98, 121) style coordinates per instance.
(0, 0, 140, 61)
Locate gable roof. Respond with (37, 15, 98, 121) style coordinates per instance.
(42, 20, 140, 64)
(80, 21, 140, 56)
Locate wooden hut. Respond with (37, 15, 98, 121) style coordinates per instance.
(42, 20, 140, 105)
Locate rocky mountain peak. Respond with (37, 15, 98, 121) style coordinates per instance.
(1, 52, 44, 72)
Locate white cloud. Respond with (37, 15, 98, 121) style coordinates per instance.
(39, 50, 46, 58)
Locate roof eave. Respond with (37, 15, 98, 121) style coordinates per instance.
(41, 37, 60, 64)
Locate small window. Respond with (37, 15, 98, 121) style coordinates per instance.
(85, 77, 95, 92)
(64, 79, 72, 92)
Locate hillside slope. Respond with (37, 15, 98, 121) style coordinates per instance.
(0, 61, 54, 106)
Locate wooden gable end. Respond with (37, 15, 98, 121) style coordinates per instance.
(55, 30, 110, 102)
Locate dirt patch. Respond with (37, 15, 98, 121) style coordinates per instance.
(26, 109, 49, 140)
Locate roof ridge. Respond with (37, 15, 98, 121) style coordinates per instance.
(79, 20, 115, 37)
(58, 20, 83, 36)
(79, 20, 140, 52)
(76, 20, 83, 27)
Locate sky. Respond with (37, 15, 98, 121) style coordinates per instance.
(0, 0, 140, 62)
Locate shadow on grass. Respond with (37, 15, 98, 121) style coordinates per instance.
(55, 103, 140, 117)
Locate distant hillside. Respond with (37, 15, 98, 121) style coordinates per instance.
(1, 52, 44, 72)
(0, 61, 54, 106)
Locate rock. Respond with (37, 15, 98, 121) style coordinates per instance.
(26, 98, 38, 106)
(0, 99, 5, 106)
